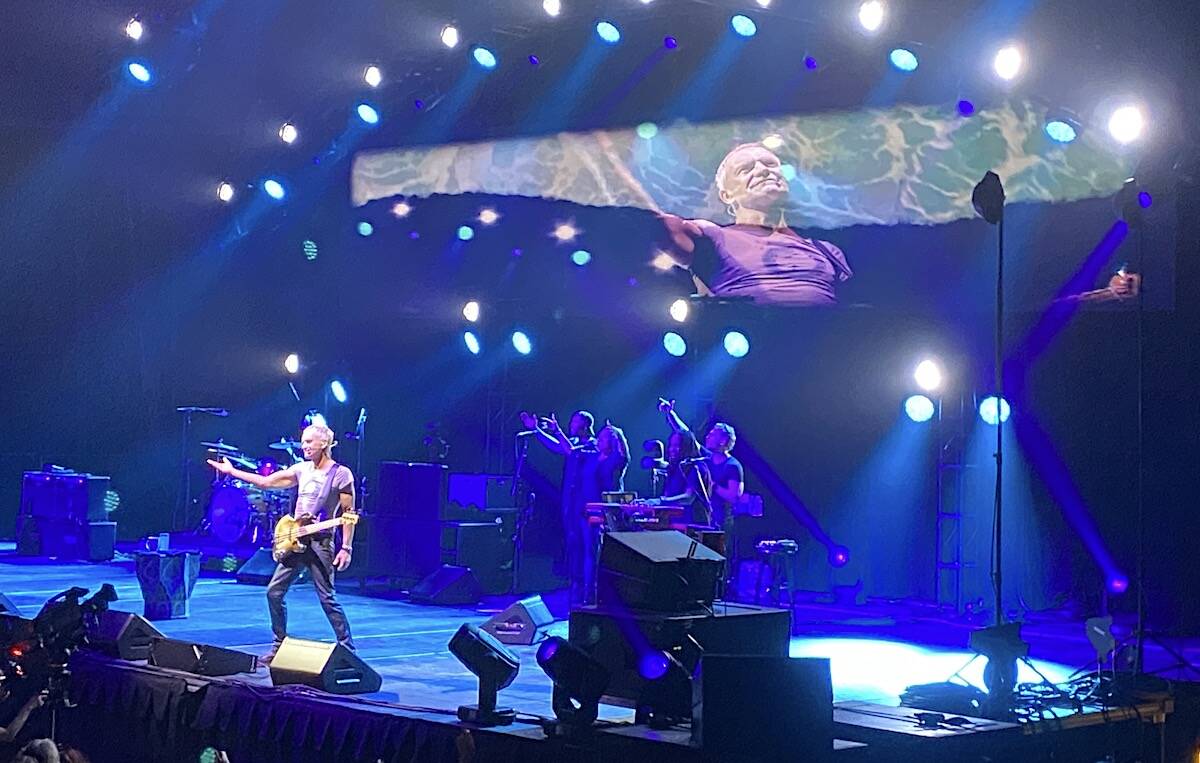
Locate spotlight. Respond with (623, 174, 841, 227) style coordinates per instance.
(302, 240, 319, 260)
(216, 182, 235, 203)
(278, 122, 299, 144)
(473, 46, 498, 69)
(529, 55, 540, 66)
(126, 61, 152, 84)
(392, 201, 413, 218)
(889, 48, 918, 72)
(637, 652, 671, 681)
(440, 25, 460, 49)
(542, 0, 561, 16)
(329, 380, 348, 404)
(449, 624, 520, 726)
(1043, 117, 1078, 144)
(570, 249, 592, 266)
(828, 545, 850, 567)
(755, 0, 772, 6)
(536, 636, 610, 729)
(356, 221, 374, 237)
(723, 331, 750, 358)
(663, 36, 678, 49)
(651, 251, 676, 271)
(804, 56, 819, 70)
(551, 222, 579, 242)
(857, 1, 885, 32)
(125, 17, 144, 41)
(669, 298, 689, 323)
(478, 208, 500, 226)
(957, 99, 976, 117)
(262, 179, 286, 201)
(464, 331, 482, 355)
(511, 331, 532, 355)
(596, 21, 621, 44)
(637, 122, 659, 139)
(663, 332, 687, 357)
(913, 359, 943, 391)
(284, 354, 300, 375)
(978, 395, 1011, 425)
(904, 395, 936, 423)
(356, 103, 380, 125)
(730, 14, 757, 37)
(992, 45, 1023, 82)
(363, 65, 382, 87)
(1107, 105, 1145, 145)
(457, 225, 476, 241)
(462, 300, 481, 322)
(761, 134, 784, 150)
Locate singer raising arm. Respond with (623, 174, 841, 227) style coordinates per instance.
(207, 458, 299, 490)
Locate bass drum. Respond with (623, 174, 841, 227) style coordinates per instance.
(206, 482, 254, 544)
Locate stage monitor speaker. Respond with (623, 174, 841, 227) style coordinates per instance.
(693, 655, 832, 762)
(410, 565, 481, 606)
(0, 593, 21, 616)
(481, 595, 555, 645)
(599, 530, 724, 612)
(375, 462, 447, 519)
(149, 637, 257, 676)
(269, 637, 381, 695)
(236, 548, 309, 586)
(440, 521, 512, 594)
(88, 610, 165, 661)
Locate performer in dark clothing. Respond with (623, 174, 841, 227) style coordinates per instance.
(643, 430, 713, 525)
(658, 399, 744, 530)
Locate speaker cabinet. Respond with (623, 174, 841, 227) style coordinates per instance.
(410, 565, 481, 606)
(480, 595, 555, 645)
(375, 462, 447, 518)
(268, 637, 381, 695)
(88, 610, 165, 661)
(599, 530, 725, 612)
(149, 637, 257, 676)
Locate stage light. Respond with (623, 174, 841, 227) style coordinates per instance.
(464, 331, 482, 355)
(457, 225, 475, 241)
(651, 251, 676, 271)
(957, 99, 976, 116)
(125, 17, 144, 41)
(637, 122, 659, 139)
(302, 239, 318, 261)
(993, 45, 1023, 81)
(263, 179, 286, 200)
(664, 36, 678, 49)
(536, 636, 610, 729)
(1044, 119, 1077, 144)
(829, 546, 850, 567)
(478, 208, 500, 226)
(596, 21, 621, 44)
(278, 122, 298, 144)
(448, 624, 520, 726)
(913, 359, 943, 391)
(889, 48, 918, 72)
(284, 354, 300, 375)
(1108, 575, 1129, 594)
(571, 249, 592, 266)
(542, 0, 561, 17)
(723, 331, 750, 358)
(511, 331, 532, 355)
(904, 395, 936, 423)
(638, 652, 671, 681)
(356, 221, 374, 237)
(126, 61, 152, 84)
(552, 222, 579, 242)
(1138, 191, 1153, 209)
(216, 182, 235, 203)
(462, 300, 481, 322)
(363, 65, 382, 87)
(392, 201, 413, 218)
(731, 15, 757, 37)
(473, 46, 498, 69)
(356, 103, 380, 125)
(804, 56, 818, 70)
(1107, 105, 1145, 145)
(669, 298, 689, 323)
(529, 55, 540, 66)
(858, 1, 885, 32)
(329, 380, 348, 404)
(978, 395, 1011, 425)
(440, 25, 460, 48)
(761, 134, 784, 150)
(755, 0, 773, 6)
(663, 332, 687, 357)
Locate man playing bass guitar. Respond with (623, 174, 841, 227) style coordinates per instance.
(208, 423, 357, 663)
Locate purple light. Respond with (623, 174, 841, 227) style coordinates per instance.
(804, 56, 818, 70)
(663, 36, 678, 49)
(1138, 191, 1153, 209)
(529, 55, 540, 66)
(511, 247, 524, 258)
(957, 100, 975, 116)
(627, 277, 638, 286)
(536, 637, 560, 664)
(408, 230, 420, 240)
(1108, 575, 1129, 594)
(413, 99, 425, 110)
(829, 545, 850, 567)
(638, 652, 671, 681)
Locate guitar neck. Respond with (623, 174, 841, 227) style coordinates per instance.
(296, 515, 352, 537)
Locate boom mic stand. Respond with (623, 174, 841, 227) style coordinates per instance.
(174, 406, 228, 532)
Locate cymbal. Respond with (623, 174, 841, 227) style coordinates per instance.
(226, 455, 259, 471)
(269, 439, 300, 451)
(201, 440, 240, 453)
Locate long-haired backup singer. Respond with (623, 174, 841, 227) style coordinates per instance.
(208, 423, 356, 663)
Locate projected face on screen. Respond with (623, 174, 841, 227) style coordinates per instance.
(715, 143, 789, 219)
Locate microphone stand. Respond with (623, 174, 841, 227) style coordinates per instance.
(511, 432, 535, 593)
(174, 406, 228, 533)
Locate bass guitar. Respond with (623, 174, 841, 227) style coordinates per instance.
(272, 512, 359, 563)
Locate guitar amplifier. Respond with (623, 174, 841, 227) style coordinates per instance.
(440, 521, 512, 594)
(375, 462, 447, 519)
(21, 472, 109, 522)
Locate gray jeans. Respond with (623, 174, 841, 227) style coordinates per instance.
(265, 537, 355, 651)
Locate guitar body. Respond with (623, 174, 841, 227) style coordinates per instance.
(272, 512, 359, 564)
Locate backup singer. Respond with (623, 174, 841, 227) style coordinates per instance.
(643, 430, 713, 526)
(657, 399, 744, 531)
(208, 423, 356, 662)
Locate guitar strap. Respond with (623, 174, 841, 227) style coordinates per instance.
(311, 461, 344, 522)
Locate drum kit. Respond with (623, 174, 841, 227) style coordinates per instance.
(198, 437, 304, 546)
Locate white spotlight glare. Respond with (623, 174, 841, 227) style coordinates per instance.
(478, 208, 500, 226)
(441, 25, 460, 49)
(669, 298, 689, 323)
(858, 1, 885, 32)
(542, 0, 562, 17)
(356, 103, 380, 125)
(278, 122, 298, 144)
(125, 18, 144, 41)
(363, 65, 382, 88)
(551, 222, 579, 242)
(462, 300, 481, 323)
(392, 200, 413, 218)
(756, 0, 772, 6)
(913, 359, 943, 392)
(1108, 105, 1145, 145)
(993, 45, 1023, 82)
(329, 380, 348, 404)
(216, 181, 235, 203)
(284, 353, 300, 375)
